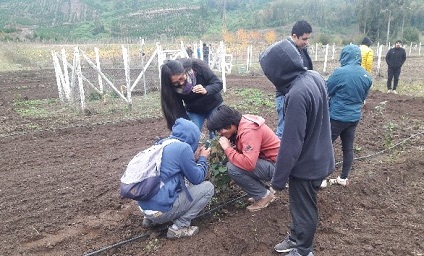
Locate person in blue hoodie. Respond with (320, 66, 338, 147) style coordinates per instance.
(138, 118, 214, 239)
(326, 44, 372, 186)
(260, 39, 335, 256)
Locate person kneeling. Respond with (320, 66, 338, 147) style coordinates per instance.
(138, 118, 214, 238)
(206, 105, 280, 212)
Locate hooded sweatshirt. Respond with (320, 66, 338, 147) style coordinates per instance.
(224, 114, 280, 171)
(327, 44, 373, 123)
(138, 118, 208, 212)
(260, 39, 335, 190)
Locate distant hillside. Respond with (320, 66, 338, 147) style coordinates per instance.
(0, 0, 423, 44)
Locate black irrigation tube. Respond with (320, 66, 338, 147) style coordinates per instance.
(83, 130, 423, 256)
(335, 130, 424, 167)
(82, 193, 248, 256)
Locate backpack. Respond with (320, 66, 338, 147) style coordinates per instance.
(120, 138, 179, 201)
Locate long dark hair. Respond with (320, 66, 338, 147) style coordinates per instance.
(160, 60, 188, 130)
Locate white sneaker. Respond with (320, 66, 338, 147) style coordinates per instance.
(328, 176, 348, 186)
(387, 89, 392, 94)
(320, 179, 328, 188)
(392, 90, 398, 94)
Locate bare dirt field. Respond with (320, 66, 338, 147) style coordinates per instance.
(1, 67, 423, 256)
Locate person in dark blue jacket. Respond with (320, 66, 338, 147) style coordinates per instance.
(260, 39, 335, 256)
(138, 118, 214, 239)
(161, 58, 223, 138)
(326, 44, 372, 187)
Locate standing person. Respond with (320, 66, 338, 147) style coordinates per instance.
(386, 40, 406, 94)
(160, 58, 223, 138)
(186, 46, 193, 58)
(203, 43, 210, 64)
(359, 37, 374, 73)
(206, 105, 280, 212)
(326, 44, 372, 186)
(260, 39, 335, 256)
(138, 118, 214, 239)
(273, 20, 314, 139)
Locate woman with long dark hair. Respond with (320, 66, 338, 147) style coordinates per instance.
(160, 58, 223, 137)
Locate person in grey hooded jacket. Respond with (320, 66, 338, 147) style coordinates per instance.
(138, 118, 214, 239)
(260, 39, 335, 256)
(326, 44, 372, 186)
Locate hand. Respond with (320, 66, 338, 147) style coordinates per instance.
(199, 145, 211, 158)
(192, 84, 207, 94)
(218, 136, 231, 150)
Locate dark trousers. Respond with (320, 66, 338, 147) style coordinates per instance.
(330, 119, 358, 179)
(288, 177, 322, 255)
(387, 67, 402, 90)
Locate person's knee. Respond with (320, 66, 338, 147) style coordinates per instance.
(203, 181, 215, 197)
(226, 162, 242, 177)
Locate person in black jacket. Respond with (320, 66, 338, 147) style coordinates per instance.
(160, 58, 223, 138)
(272, 20, 314, 140)
(260, 39, 335, 256)
(386, 40, 406, 94)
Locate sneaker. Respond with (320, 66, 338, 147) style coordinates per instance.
(246, 190, 276, 212)
(320, 179, 328, 188)
(392, 90, 398, 94)
(274, 235, 297, 253)
(248, 188, 276, 203)
(387, 89, 392, 93)
(328, 176, 348, 186)
(286, 248, 314, 256)
(142, 217, 154, 228)
(166, 226, 199, 239)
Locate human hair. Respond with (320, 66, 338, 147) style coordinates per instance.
(361, 37, 372, 47)
(206, 105, 242, 132)
(291, 20, 312, 37)
(160, 59, 189, 130)
(395, 40, 402, 44)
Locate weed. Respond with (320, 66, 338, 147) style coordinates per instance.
(383, 121, 397, 148)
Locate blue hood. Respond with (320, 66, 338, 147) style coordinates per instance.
(259, 39, 307, 93)
(340, 44, 361, 66)
(169, 118, 200, 151)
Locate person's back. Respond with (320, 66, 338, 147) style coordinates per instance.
(360, 37, 373, 73)
(138, 118, 214, 239)
(328, 44, 372, 122)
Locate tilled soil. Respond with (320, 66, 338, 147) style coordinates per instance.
(0, 69, 423, 256)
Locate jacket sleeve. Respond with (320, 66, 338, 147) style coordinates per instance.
(271, 93, 307, 190)
(224, 129, 262, 171)
(200, 67, 223, 95)
(326, 70, 340, 98)
(385, 50, 390, 65)
(178, 145, 207, 185)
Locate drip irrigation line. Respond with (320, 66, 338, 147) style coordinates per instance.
(335, 130, 424, 167)
(83, 130, 423, 256)
(82, 193, 248, 256)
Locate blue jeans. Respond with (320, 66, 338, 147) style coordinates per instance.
(227, 159, 275, 200)
(187, 110, 215, 139)
(142, 181, 214, 228)
(275, 95, 285, 139)
(330, 119, 359, 179)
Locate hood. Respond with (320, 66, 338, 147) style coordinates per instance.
(240, 115, 265, 128)
(340, 44, 361, 66)
(170, 118, 200, 151)
(259, 39, 306, 90)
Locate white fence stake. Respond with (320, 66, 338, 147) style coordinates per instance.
(122, 45, 132, 106)
(315, 43, 318, 61)
(377, 45, 383, 76)
(61, 49, 71, 99)
(94, 47, 104, 94)
(74, 47, 86, 110)
(323, 44, 329, 73)
(52, 52, 66, 102)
